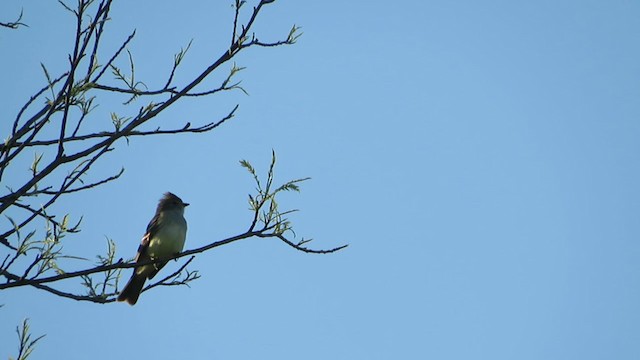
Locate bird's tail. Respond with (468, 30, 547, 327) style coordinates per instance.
(117, 273, 146, 305)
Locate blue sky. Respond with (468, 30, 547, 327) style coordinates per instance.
(2, 0, 640, 359)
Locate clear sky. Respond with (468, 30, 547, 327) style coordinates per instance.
(1, 0, 640, 359)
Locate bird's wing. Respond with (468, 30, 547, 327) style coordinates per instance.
(134, 213, 160, 263)
(133, 232, 151, 263)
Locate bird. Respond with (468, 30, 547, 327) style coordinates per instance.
(117, 192, 189, 305)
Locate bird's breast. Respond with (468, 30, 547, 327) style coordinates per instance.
(147, 216, 187, 258)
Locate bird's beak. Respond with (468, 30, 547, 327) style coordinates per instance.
(183, 202, 190, 207)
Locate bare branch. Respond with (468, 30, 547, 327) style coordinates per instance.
(40, 167, 124, 195)
(0, 9, 28, 29)
(93, 30, 136, 82)
(142, 256, 197, 292)
(262, 233, 348, 254)
(0, 104, 238, 150)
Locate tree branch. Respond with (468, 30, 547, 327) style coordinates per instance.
(0, 9, 28, 29)
(0, 1, 342, 310)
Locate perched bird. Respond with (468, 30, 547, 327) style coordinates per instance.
(117, 192, 189, 305)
